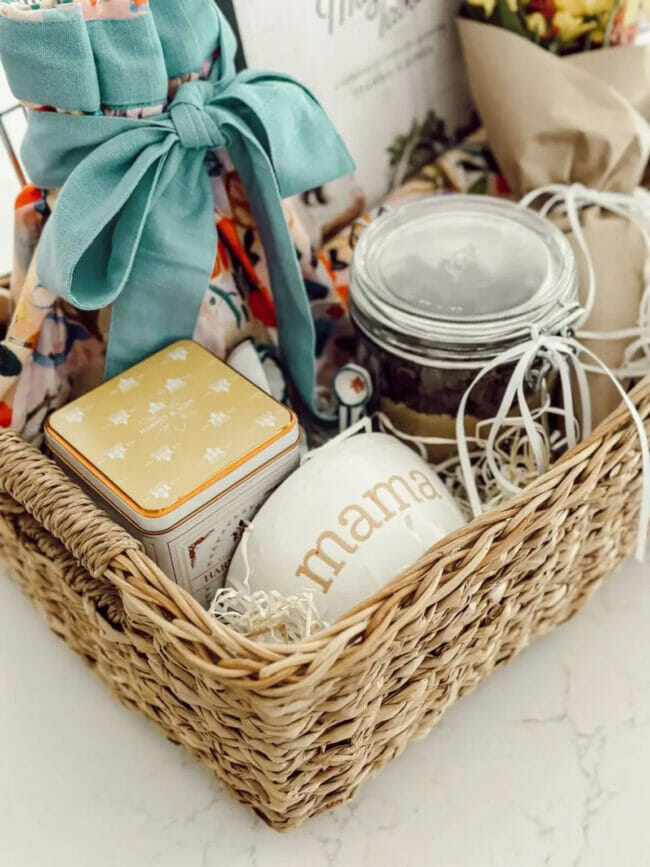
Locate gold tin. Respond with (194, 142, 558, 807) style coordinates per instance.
(45, 340, 300, 606)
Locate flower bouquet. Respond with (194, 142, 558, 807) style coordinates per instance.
(460, 0, 648, 53)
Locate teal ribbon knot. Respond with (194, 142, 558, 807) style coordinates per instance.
(21, 71, 354, 411)
(169, 81, 228, 151)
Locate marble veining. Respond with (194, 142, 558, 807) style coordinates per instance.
(1, 559, 649, 867)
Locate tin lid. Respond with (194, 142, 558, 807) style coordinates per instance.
(46, 341, 298, 519)
(350, 195, 581, 363)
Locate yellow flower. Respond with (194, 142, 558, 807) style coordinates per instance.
(553, 9, 599, 41)
(526, 11, 548, 34)
(466, 0, 497, 15)
(505, 0, 519, 9)
(554, 0, 615, 14)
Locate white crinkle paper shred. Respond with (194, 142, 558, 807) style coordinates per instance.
(209, 582, 328, 644)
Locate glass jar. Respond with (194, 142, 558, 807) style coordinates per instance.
(349, 195, 581, 459)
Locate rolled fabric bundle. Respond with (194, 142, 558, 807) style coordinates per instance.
(0, 0, 173, 438)
(0, 0, 354, 437)
(0, 0, 166, 114)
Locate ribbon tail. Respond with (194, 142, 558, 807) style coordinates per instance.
(106, 146, 217, 379)
(227, 127, 321, 415)
(35, 126, 174, 312)
(24, 109, 217, 380)
(213, 76, 354, 415)
(225, 70, 355, 198)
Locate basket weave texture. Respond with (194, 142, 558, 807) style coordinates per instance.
(1, 379, 649, 830)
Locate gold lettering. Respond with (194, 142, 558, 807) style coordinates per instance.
(339, 503, 383, 543)
(363, 474, 418, 521)
(296, 530, 358, 593)
(409, 469, 439, 502)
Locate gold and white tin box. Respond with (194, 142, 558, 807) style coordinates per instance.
(45, 341, 300, 607)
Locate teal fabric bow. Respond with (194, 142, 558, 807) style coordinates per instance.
(20, 71, 354, 411)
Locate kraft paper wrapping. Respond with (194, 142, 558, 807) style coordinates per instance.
(458, 18, 650, 424)
(568, 210, 646, 425)
(567, 45, 650, 123)
(457, 19, 650, 195)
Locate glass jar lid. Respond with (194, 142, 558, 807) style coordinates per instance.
(350, 195, 581, 365)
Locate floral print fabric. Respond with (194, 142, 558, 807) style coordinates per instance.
(3, 1, 149, 22)
(0, 0, 509, 441)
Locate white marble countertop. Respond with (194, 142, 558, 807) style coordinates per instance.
(1, 557, 649, 867)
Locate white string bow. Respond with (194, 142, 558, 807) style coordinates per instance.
(521, 182, 650, 379)
(456, 327, 650, 561)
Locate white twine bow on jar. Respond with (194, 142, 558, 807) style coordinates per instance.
(454, 327, 650, 561)
(520, 182, 650, 379)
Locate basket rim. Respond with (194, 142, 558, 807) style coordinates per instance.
(95, 375, 650, 684)
(2, 375, 649, 689)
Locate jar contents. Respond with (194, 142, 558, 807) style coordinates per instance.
(349, 195, 581, 460)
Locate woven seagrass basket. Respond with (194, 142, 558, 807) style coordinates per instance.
(1, 376, 649, 831)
